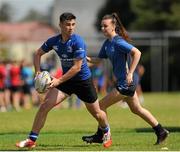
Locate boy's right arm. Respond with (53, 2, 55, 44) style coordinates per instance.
(33, 48, 46, 75)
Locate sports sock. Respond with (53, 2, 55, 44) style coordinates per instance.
(28, 131, 38, 142)
(100, 125, 110, 134)
(153, 123, 164, 134)
(94, 127, 103, 138)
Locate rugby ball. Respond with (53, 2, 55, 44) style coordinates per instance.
(34, 71, 51, 93)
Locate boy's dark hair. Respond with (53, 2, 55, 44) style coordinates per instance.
(59, 12, 76, 23)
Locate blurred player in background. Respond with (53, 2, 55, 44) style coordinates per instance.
(0, 60, 7, 112)
(9, 60, 22, 111)
(135, 64, 145, 103)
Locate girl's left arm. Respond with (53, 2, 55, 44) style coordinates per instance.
(127, 47, 141, 84)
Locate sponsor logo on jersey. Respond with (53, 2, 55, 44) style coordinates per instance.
(62, 54, 68, 58)
(67, 46, 73, 53)
(111, 47, 115, 52)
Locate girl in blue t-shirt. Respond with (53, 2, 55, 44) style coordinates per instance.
(82, 12, 168, 145)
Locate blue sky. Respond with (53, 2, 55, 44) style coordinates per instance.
(0, 0, 54, 21)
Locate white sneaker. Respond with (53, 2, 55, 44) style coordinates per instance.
(16, 139, 36, 148)
(102, 129, 112, 148)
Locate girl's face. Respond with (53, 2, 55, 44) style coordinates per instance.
(59, 19, 76, 36)
(101, 19, 116, 37)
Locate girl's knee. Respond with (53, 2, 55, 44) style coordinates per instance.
(99, 103, 106, 111)
(130, 106, 142, 115)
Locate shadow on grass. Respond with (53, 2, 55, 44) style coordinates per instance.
(1, 126, 180, 136)
(135, 126, 180, 133)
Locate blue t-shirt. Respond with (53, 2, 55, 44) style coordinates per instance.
(98, 35, 134, 87)
(41, 34, 91, 80)
(21, 67, 34, 86)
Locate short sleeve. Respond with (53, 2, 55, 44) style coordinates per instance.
(41, 37, 54, 53)
(115, 39, 134, 54)
(73, 37, 86, 59)
(98, 41, 108, 58)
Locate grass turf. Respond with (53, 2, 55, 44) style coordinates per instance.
(0, 92, 180, 151)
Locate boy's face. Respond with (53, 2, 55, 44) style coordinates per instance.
(59, 19, 76, 36)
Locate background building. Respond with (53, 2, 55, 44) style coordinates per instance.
(0, 22, 56, 61)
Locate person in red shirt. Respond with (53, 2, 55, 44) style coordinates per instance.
(0, 61, 7, 112)
(53, 68, 63, 79)
(9, 60, 22, 111)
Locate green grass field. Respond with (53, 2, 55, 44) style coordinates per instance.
(0, 92, 180, 151)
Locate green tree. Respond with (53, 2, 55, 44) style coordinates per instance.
(96, 0, 180, 31)
(95, 0, 136, 31)
(0, 3, 12, 21)
(130, 0, 180, 30)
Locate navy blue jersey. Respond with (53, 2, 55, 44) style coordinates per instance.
(41, 34, 91, 80)
(98, 35, 134, 87)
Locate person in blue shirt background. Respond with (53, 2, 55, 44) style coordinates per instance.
(16, 12, 112, 148)
(82, 12, 169, 145)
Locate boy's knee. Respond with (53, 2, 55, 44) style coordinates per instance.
(93, 111, 103, 120)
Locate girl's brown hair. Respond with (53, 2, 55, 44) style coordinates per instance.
(102, 12, 131, 42)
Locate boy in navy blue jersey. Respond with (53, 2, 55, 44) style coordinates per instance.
(16, 12, 112, 149)
(82, 12, 169, 145)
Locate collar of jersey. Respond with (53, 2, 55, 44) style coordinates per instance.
(59, 34, 74, 44)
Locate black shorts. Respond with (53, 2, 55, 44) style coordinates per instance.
(22, 84, 31, 94)
(56, 78, 97, 103)
(10, 86, 22, 93)
(0, 88, 5, 92)
(116, 83, 136, 97)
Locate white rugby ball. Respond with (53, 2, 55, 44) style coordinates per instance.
(34, 71, 51, 93)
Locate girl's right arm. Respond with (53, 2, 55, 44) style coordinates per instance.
(86, 56, 102, 66)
